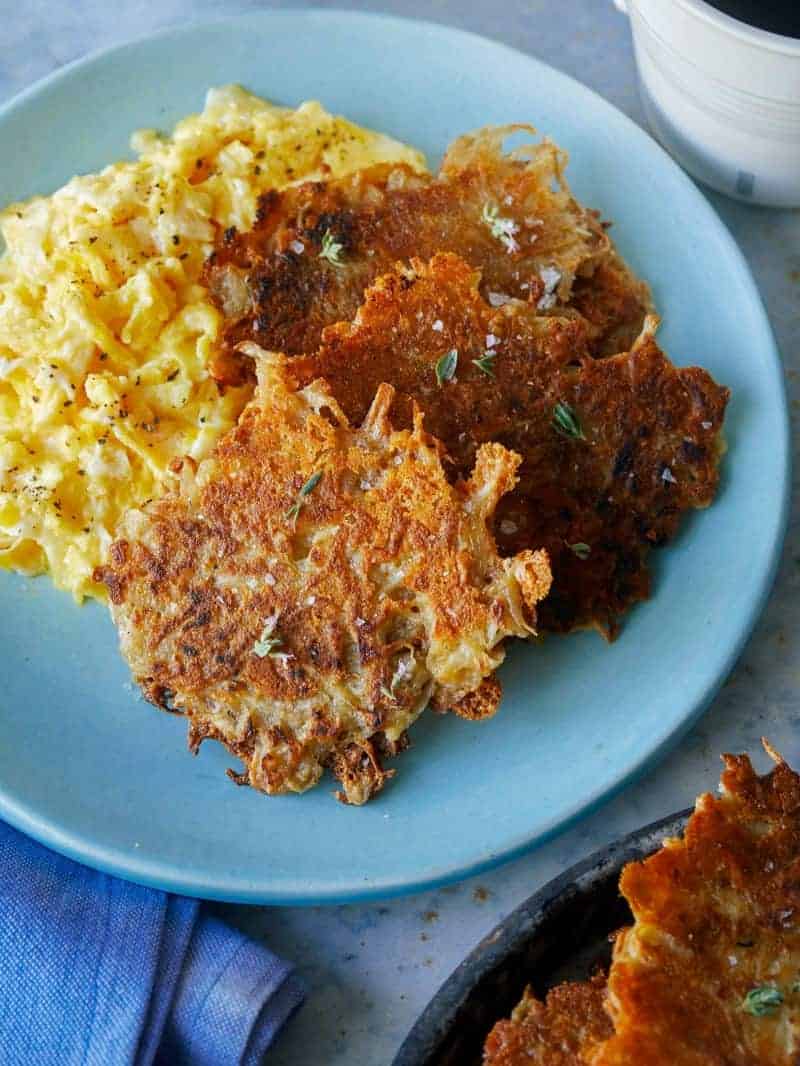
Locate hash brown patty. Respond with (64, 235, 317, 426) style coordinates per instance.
(203, 124, 649, 386)
(296, 254, 729, 636)
(596, 748, 800, 1065)
(483, 746, 800, 1065)
(96, 349, 551, 803)
(484, 976, 612, 1066)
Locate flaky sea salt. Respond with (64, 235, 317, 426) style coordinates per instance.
(488, 292, 511, 308)
(536, 266, 562, 310)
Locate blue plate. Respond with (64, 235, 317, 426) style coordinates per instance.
(0, 11, 788, 904)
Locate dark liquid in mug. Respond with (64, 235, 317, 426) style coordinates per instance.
(703, 0, 800, 38)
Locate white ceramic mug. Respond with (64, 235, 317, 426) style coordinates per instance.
(615, 0, 800, 207)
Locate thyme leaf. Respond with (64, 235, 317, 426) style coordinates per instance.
(472, 351, 496, 378)
(481, 201, 519, 253)
(253, 616, 283, 658)
(552, 401, 586, 441)
(742, 986, 783, 1017)
(319, 229, 344, 267)
(285, 470, 323, 522)
(435, 349, 458, 386)
(567, 541, 591, 560)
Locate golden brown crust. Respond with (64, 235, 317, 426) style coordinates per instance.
(592, 750, 800, 1065)
(330, 739, 394, 806)
(483, 975, 612, 1065)
(95, 351, 551, 802)
(448, 676, 503, 721)
(484, 750, 800, 1065)
(203, 124, 619, 385)
(569, 249, 654, 356)
(294, 253, 728, 636)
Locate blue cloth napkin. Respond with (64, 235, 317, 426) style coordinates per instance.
(0, 821, 304, 1065)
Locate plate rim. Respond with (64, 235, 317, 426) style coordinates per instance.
(0, 8, 790, 904)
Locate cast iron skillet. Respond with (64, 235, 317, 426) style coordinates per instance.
(393, 809, 692, 1066)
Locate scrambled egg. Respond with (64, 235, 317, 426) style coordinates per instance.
(0, 85, 426, 600)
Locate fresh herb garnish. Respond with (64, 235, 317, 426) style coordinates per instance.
(552, 401, 586, 441)
(472, 351, 496, 378)
(253, 616, 283, 658)
(435, 349, 458, 386)
(285, 470, 323, 522)
(742, 986, 783, 1016)
(319, 229, 344, 267)
(481, 202, 519, 253)
(567, 541, 591, 560)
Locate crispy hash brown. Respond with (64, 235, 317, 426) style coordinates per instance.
(594, 747, 800, 1066)
(96, 349, 551, 803)
(203, 124, 645, 386)
(569, 250, 654, 358)
(483, 748, 800, 1065)
(294, 253, 728, 636)
(483, 975, 612, 1066)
